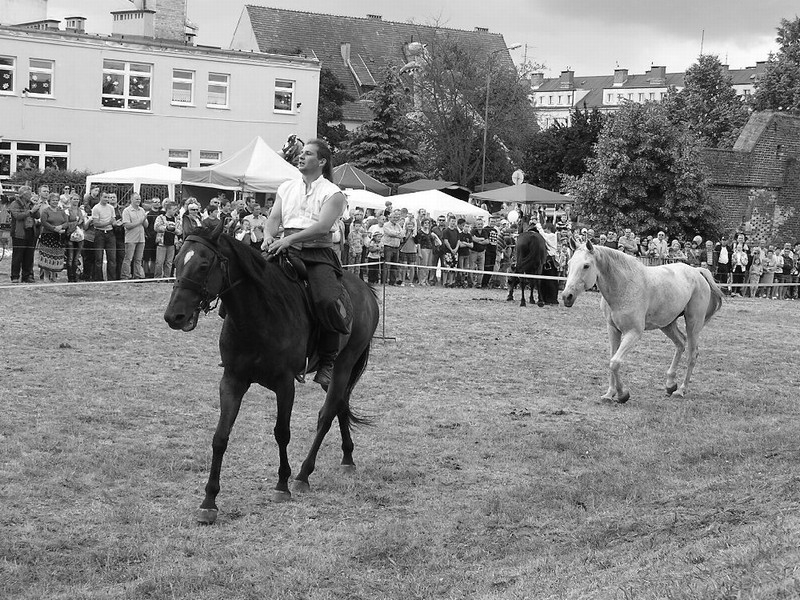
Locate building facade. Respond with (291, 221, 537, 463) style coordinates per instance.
(0, 0, 320, 182)
(531, 64, 764, 129)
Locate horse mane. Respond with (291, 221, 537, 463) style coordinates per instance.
(190, 226, 301, 316)
(591, 244, 647, 280)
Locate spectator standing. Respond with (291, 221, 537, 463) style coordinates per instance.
(713, 235, 732, 292)
(456, 218, 473, 287)
(81, 197, 96, 281)
(398, 217, 417, 286)
(730, 242, 749, 296)
(9, 186, 42, 283)
(202, 204, 221, 230)
(347, 219, 366, 278)
(441, 216, 460, 288)
(776, 244, 795, 300)
(91, 192, 118, 281)
(668, 240, 687, 262)
(534, 216, 560, 304)
(84, 185, 101, 208)
(243, 203, 268, 250)
(121, 193, 147, 279)
(414, 217, 439, 286)
(37, 192, 68, 281)
(365, 231, 383, 284)
(617, 229, 637, 255)
(181, 202, 203, 241)
(759, 248, 779, 298)
(480, 219, 499, 289)
(468, 216, 488, 288)
(109, 194, 126, 280)
(154, 201, 179, 279)
(652, 231, 669, 263)
(429, 215, 447, 285)
(746, 247, 763, 298)
(143, 197, 162, 278)
(64, 194, 85, 282)
(381, 210, 404, 285)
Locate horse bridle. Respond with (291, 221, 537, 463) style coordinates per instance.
(173, 235, 239, 314)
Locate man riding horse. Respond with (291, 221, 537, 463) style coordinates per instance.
(263, 139, 352, 389)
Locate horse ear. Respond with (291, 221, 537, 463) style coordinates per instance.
(211, 216, 226, 242)
(586, 239, 594, 253)
(568, 236, 578, 252)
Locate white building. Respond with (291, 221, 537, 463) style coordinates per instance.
(0, 0, 320, 182)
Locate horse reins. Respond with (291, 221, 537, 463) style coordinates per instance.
(173, 235, 241, 314)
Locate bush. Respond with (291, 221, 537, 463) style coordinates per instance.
(7, 168, 94, 196)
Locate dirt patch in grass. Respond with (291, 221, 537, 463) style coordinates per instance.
(1, 281, 799, 599)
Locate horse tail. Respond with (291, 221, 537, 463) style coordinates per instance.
(699, 267, 724, 323)
(341, 343, 374, 428)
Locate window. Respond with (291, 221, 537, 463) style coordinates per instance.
(649, 92, 655, 100)
(28, 59, 53, 96)
(606, 93, 612, 103)
(274, 79, 294, 112)
(557, 95, 562, 105)
(638, 93, 644, 102)
(199, 150, 221, 167)
(171, 69, 194, 104)
(207, 72, 229, 108)
(0, 56, 15, 94)
(548, 95, 553, 105)
(102, 60, 152, 111)
(0, 140, 69, 179)
(168, 149, 190, 168)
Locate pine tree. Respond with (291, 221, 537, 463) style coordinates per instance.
(342, 68, 422, 187)
(317, 67, 352, 154)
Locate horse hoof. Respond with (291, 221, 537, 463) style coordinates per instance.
(673, 389, 686, 399)
(616, 392, 630, 404)
(537, 302, 545, 307)
(665, 383, 678, 396)
(196, 508, 218, 525)
(506, 296, 514, 302)
(340, 464, 356, 474)
(292, 479, 311, 494)
(272, 490, 292, 503)
(599, 394, 615, 403)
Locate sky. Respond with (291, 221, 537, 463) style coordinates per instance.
(44, 0, 798, 75)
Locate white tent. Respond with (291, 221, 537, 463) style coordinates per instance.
(343, 188, 389, 212)
(85, 163, 182, 199)
(180, 136, 300, 193)
(392, 189, 491, 221)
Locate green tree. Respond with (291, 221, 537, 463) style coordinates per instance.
(522, 107, 605, 191)
(752, 17, 800, 114)
(664, 54, 750, 148)
(342, 67, 422, 187)
(317, 67, 353, 153)
(563, 102, 720, 239)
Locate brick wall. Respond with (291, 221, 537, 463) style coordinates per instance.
(152, 0, 186, 42)
(703, 111, 800, 246)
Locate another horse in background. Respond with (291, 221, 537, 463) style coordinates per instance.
(506, 227, 548, 307)
(164, 222, 380, 524)
(279, 134, 304, 166)
(562, 241, 723, 402)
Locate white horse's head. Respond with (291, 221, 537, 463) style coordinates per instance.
(562, 239, 599, 307)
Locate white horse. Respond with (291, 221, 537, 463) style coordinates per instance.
(562, 241, 724, 402)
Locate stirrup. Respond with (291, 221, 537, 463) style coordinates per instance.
(294, 357, 308, 383)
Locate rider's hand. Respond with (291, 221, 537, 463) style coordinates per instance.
(261, 235, 274, 252)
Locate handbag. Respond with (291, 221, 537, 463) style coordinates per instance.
(70, 227, 85, 242)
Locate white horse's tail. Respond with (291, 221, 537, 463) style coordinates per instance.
(698, 267, 724, 323)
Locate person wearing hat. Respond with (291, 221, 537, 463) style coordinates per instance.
(9, 186, 43, 283)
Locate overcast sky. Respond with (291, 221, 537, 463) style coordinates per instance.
(46, 0, 796, 75)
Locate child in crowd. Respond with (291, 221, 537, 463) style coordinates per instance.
(746, 247, 763, 297)
(366, 231, 383, 285)
(347, 220, 366, 278)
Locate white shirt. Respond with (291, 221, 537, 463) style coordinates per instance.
(278, 175, 342, 231)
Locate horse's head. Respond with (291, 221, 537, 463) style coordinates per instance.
(164, 220, 228, 331)
(562, 239, 598, 308)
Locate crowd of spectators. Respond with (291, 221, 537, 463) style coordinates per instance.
(3, 186, 797, 301)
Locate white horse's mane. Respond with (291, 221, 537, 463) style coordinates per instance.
(590, 244, 647, 280)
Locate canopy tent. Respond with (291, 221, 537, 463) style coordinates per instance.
(391, 190, 491, 222)
(397, 179, 471, 202)
(180, 136, 300, 193)
(332, 163, 390, 196)
(85, 163, 182, 199)
(471, 182, 573, 205)
(342, 188, 389, 213)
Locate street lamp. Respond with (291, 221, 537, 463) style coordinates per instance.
(481, 43, 522, 192)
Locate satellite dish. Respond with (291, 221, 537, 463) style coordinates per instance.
(507, 210, 519, 224)
(512, 169, 525, 185)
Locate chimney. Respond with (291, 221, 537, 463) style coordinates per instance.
(152, 0, 188, 41)
(530, 72, 544, 88)
(613, 68, 628, 86)
(340, 42, 351, 64)
(755, 61, 767, 79)
(559, 70, 574, 89)
(367, 14, 382, 20)
(64, 17, 86, 33)
(648, 65, 666, 84)
(475, 27, 488, 33)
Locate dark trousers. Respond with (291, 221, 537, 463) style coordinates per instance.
(114, 235, 125, 280)
(482, 250, 497, 288)
(82, 238, 95, 281)
(66, 240, 83, 282)
(94, 230, 117, 281)
(11, 230, 37, 281)
(382, 245, 400, 284)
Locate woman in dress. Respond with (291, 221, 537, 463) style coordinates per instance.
(38, 192, 69, 281)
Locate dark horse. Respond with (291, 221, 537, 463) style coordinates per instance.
(163, 222, 379, 524)
(506, 226, 548, 307)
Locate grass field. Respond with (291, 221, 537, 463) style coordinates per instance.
(1, 276, 799, 599)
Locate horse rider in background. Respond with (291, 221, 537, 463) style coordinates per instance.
(263, 139, 353, 389)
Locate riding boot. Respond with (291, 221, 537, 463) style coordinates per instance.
(313, 330, 341, 391)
